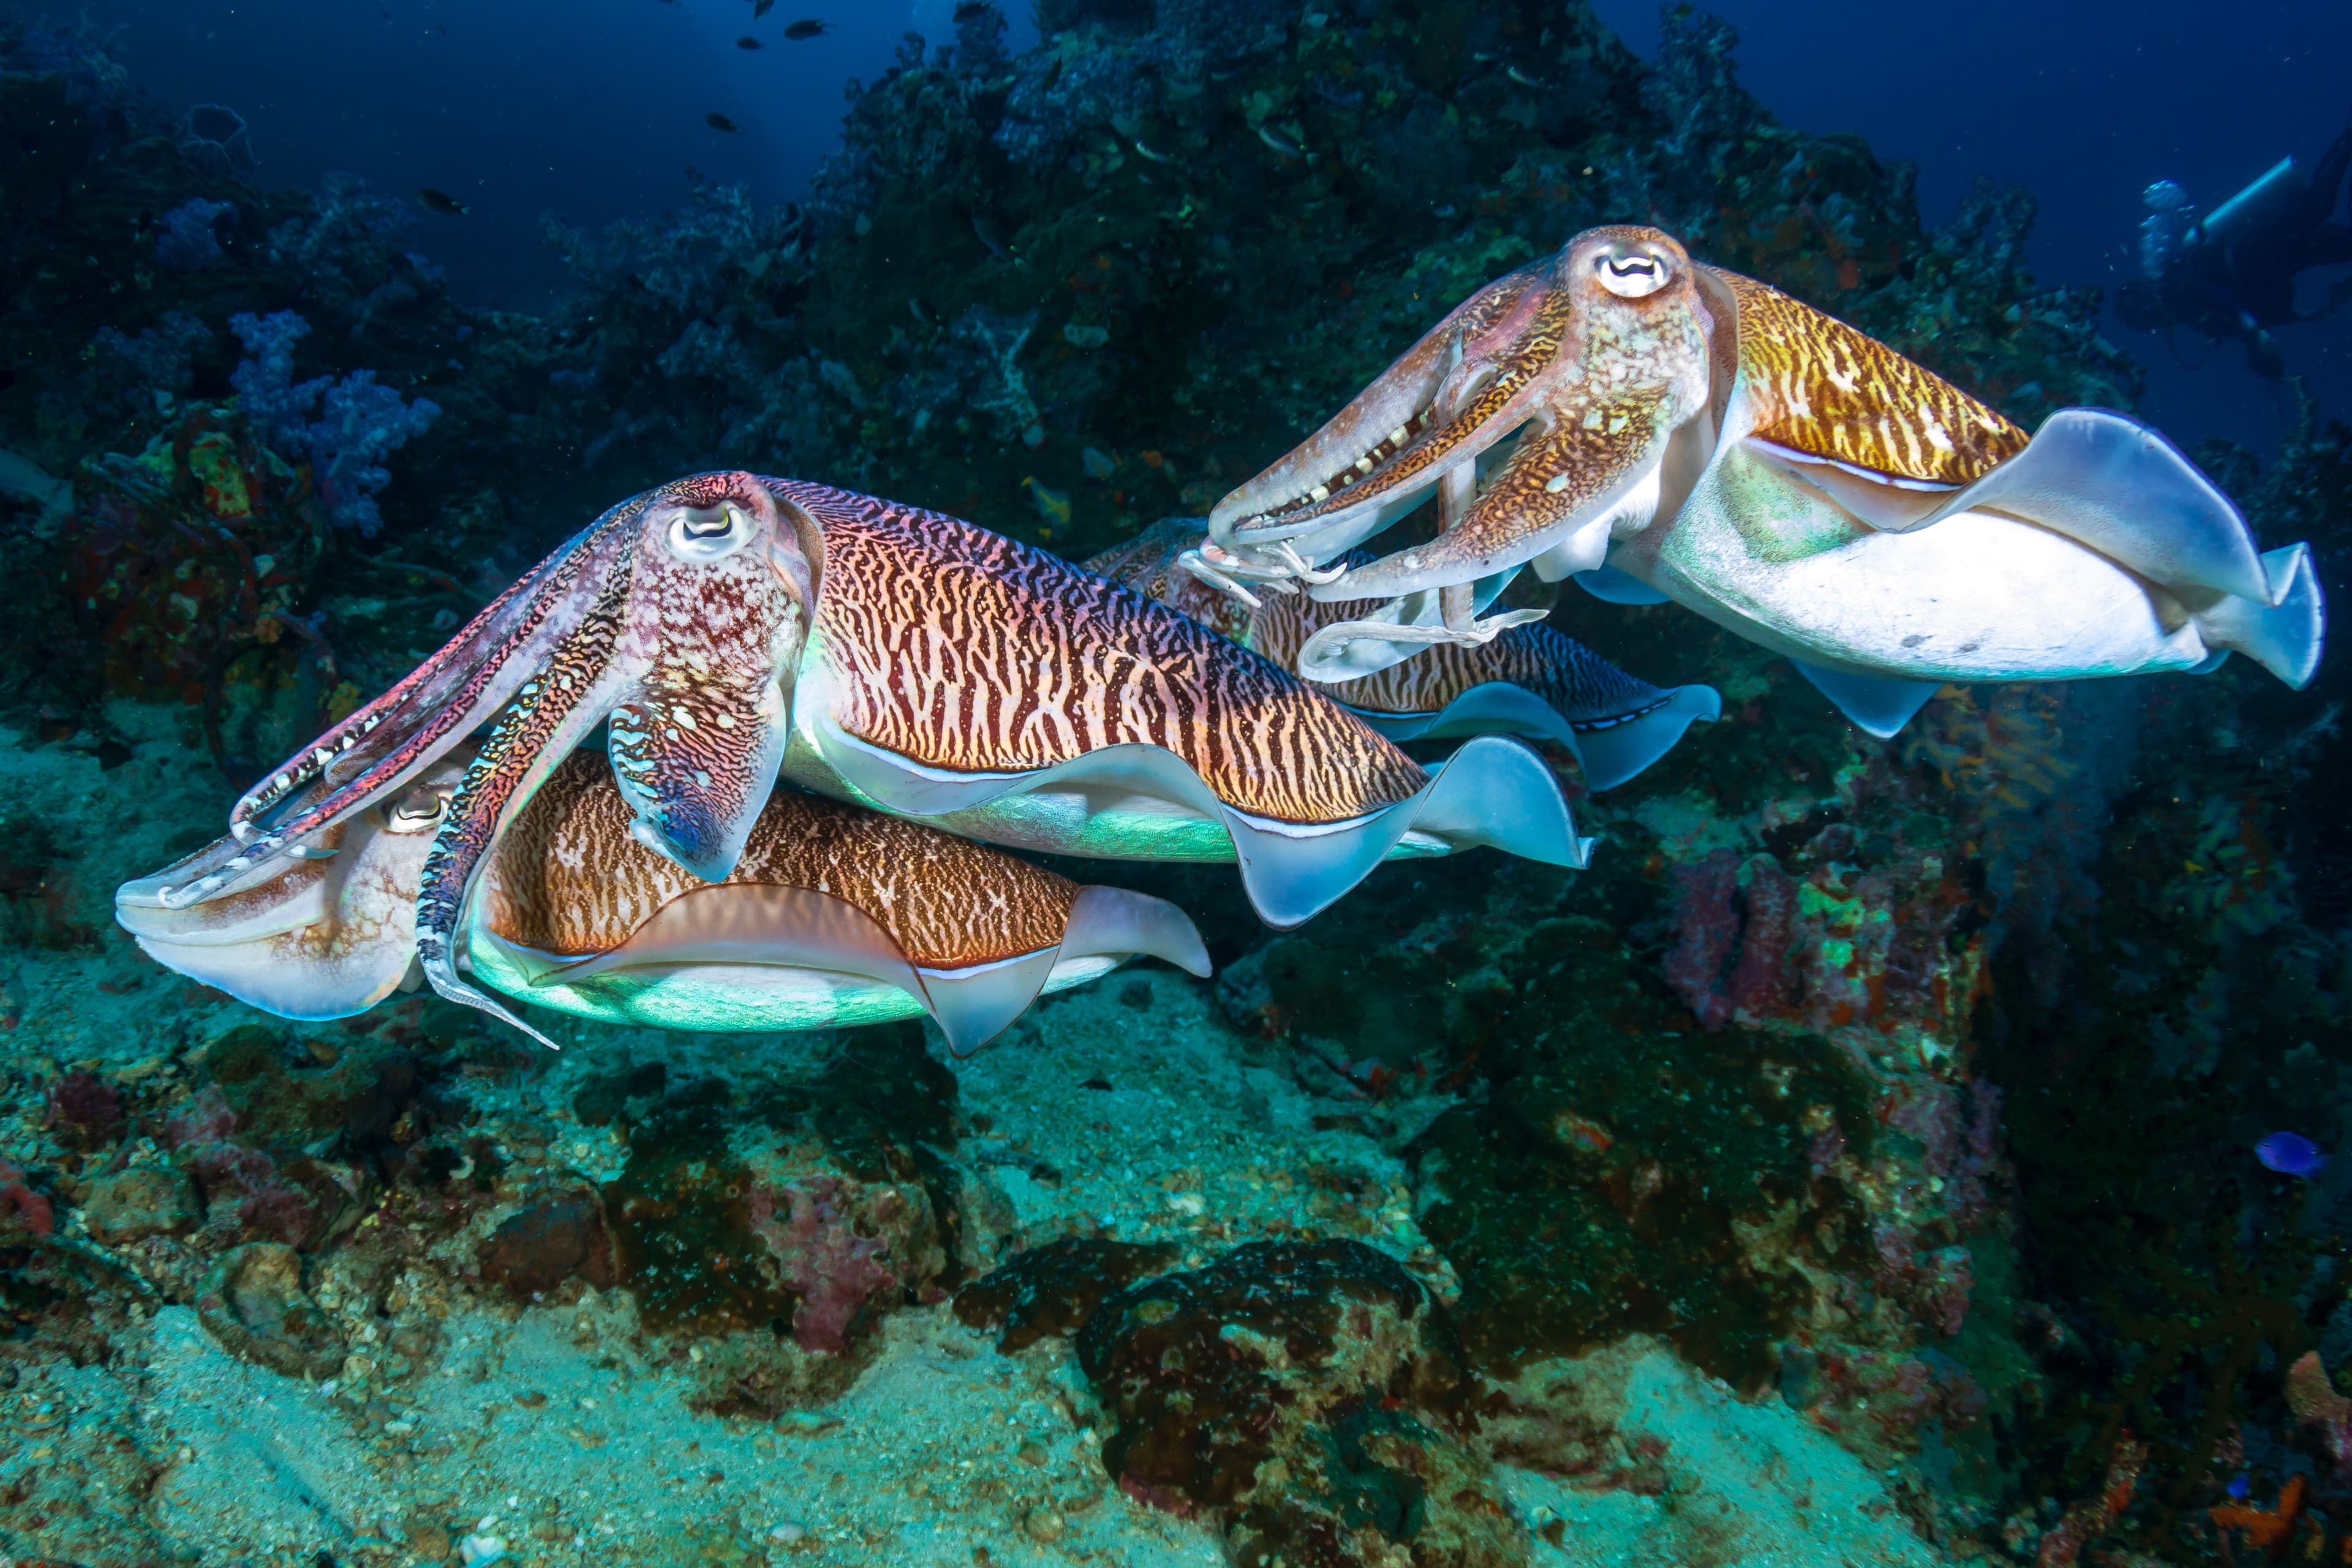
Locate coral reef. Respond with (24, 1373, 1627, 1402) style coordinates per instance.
(1, 2, 2350, 1564)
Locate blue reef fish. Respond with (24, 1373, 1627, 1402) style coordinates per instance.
(2256, 1131, 2326, 1175)
(705, 112, 741, 133)
(782, 18, 828, 39)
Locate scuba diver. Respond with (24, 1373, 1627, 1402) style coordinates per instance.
(2118, 125, 2352, 379)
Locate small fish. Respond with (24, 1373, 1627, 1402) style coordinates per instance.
(706, 112, 741, 133)
(417, 187, 469, 217)
(2256, 1131, 2326, 1176)
(1131, 138, 1179, 167)
(736, 34, 761, 48)
(952, 1, 993, 19)
(782, 18, 827, 39)
(1080, 447, 1117, 481)
(1506, 64, 1544, 88)
(1022, 477, 1072, 531)
(753, 0, 775, 14)
(2228, 1474, 2253, 1501)
(1255, 124, 1304, 159)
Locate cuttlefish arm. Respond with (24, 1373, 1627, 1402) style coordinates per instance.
(1708, 268, 2277, 605)
(117, 761, 467, 1020)
(1204, 227, 1712, 666)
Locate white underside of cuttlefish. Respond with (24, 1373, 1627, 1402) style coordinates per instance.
(156, 475, 1591, 1046)
(1202, 223, 2326, 731)
(116, 750, 1209, 1058)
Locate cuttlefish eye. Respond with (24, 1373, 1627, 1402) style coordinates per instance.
(666, 500, 755, 562)
(1595, 251, 1671, 300)
(383, 788, 449, 834)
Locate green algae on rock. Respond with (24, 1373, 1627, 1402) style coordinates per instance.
(1077, 1238, 1528, 1568)
(952, 1235, 1181, 1352)
(1409, 916, 1874, 1390)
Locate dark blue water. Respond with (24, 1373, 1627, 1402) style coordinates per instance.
(1595, 0, 2352, 453)
(70, 0, 2352, 452)
(78, 0, 1034, 312)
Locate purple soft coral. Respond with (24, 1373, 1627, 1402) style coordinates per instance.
(228, 309, 440, 535)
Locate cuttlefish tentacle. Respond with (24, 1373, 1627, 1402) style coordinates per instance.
(413, 559, 638, 1046)
(1207, 262, 1551, 562)
(161, 533, 615, 911)
(122, 748, 1209, 1057)
(1086, 522, 1719, 792)
(1205, 228, 1711, 676)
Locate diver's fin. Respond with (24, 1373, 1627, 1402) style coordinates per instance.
(540, 883, 928, 1000)
(2188, 543, 2326, 689)
(1792, 662, 1944, 739)
(1570, 564, 1673, 605)
(1570, 685, 1722, 791)
(918, 949, 1063, 1058)
(1918, 409, 2274, 604)
(1058, 885, 1212, 978)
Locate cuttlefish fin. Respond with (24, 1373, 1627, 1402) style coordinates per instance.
(1570, 685, 1722, 791)
(1792, 662, 1945, 739)
(1344, 681, 1577, 746)
(1342, 680, 1717, 792)
(916, 950, 1066, 1058)
(1057, 885, 1213, 978)
(1310, 393, 1673, 603)
(1570, 564, 1673, 605)
(608, 676, 790, 883)
(1776, 408, 2275, 606)
(813, 729, 1588, 931)
(2184, 543, 2326, 689)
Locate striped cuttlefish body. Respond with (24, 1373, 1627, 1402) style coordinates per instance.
(116, 750, 1208, 1057)
(1083, 520, 1719, 791)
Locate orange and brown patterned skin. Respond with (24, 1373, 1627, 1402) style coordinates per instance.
(1235, 277, 1577, 538)
(1087, 529, 1670, 725)
(484, 751, 1079, 970)
(783, 483, 1427, 826)
(1716, 271, 2027, 484)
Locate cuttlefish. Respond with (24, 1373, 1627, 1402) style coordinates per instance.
(1197, 225, 2324, 736)
(157, 474, 1584, 1044)
(1086, 519, 1719, 790)
(116, 750, 1208, 1056)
